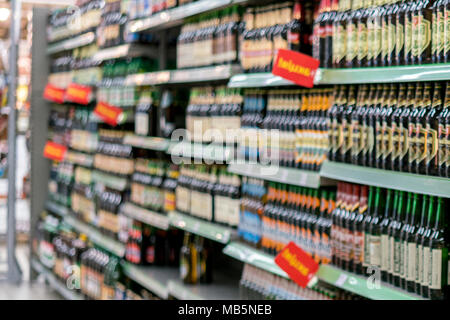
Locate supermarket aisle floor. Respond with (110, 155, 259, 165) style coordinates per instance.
(0, 244, 61, 300)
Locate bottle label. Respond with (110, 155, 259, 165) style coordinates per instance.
(389, 236, 395, 274)
(387, 21, 396, 56)
(418, 17, 432, 56)
(438, 124, 446, 166)
(358, 23, 368, 60)
(393, 239, 402, 276)
(404, 18, 412, 56)
(408, 123, 417, 163)
(416, 124, 428, 162)
(416, 244, 423, 283)
(381, 234, 390, 271)
(363, 231, 371, 267)
(376, 121, 383, 159)
(407, 242, 416, 281)
(367, 18, 375, 60)
(422, 246, 431, 286)
(432, 11, 438, 56)
(425, 127, 438, 164)
(347, 22, 358, 62)
(370, 235, 381, 266)
(336, 24, 347, 63)
(381, 19, 389, 59)
(395, 21, 404, 56)
(373, 20, 382, 58)
(430, 248, 443, 289)
(437, 11, 445, 54)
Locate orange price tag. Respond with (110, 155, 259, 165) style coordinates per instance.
(94, 101, 123, 126)
(43, 84, 66, 104)
(43, 141, 67, 161)
(65, 83, 93, 105)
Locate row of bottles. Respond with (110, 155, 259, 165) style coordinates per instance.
(186, 86, 243, 143)
(177, 6, 242, 69)
(241, 1, 314, 73)
(125, 0, 179, 20)
(329, 82, 450, 177)
(239, 263, 366, 300)
(179, 233, 213, 284)
(262, 183, 336, 264)
(238, 177, 266, 247)
(314, 0, 450, 68)
(239, 88, 332, 171)
(332, 182, 448, 300)
(176, 164, 241, 227)
(125, 220, 183, 266)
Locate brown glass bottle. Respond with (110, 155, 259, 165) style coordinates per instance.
(415, 82, 433, 174)
(438, 81, 449, 177)
(396, 0, 409, 65)
(375, 85, 390, 168)
(391, 83, 407, 171)
(404, 1, 417, 65)
(382, 83, 398, 169)
(357, 1, 372, 67)
(425, 82, 443, 176)
(341, 86, 356, 163)
(407, 82, 424, 173)
(387, 0, 401, 65)
(412, 0, 435, 65)
(398, 83, 416, 171)
(362, 185, 375, 274)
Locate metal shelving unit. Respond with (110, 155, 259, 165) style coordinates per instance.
(121, 262, 178, 299)
(128, 0, 247, 33)
(167, 270, 240, 300)
(92, 43, 157, 62)
(168, 211, 236, 244)
(65, 150, 94, 167)
(64, 215, 126, 257)
(320, 161, 450, 198)
(45, 200, 69, 218)
(167, 141, 234, 163)
(123, 134, 170, 152)
(228, 162, 335, 189)
(91, 170, 129, 192)
(47, 32, 96, 55)
(120, 202, 170, 230)
(31, 259, 84, 300)
(228, 64, 450, 88)
(223, 242, 424, 301)
(125, 64, 242, 86)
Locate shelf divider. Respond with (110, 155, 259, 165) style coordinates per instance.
(120, 202, 169, 230)
(320, 161, 450, 198)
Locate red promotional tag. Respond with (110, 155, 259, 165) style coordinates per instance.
(275, 242, 319, 288)
(43, 141, 67, 161)
(65, 83, 93, 105)
(43, 84, 65, 104)
(272, 49, 320, 88)
(94, 101, 123, 126)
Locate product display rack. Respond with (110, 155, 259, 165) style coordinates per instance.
(320, 162, 450, 199)
(229, 64, 450, 88)
(168, 211, 235, 245)
(128, 0, 248, 33)
(46, 32, 96, 55)
(223, 242, 425, 301)
(30, 1, 450, 302)
(120, 202, 170, 230)
(31, 258, 84, 300)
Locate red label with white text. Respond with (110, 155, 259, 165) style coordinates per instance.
(65, 83, 92, 105)
(94, 101, 123, 126)
(43, 141, 67, 161)
(272, 49, 320, 88)
(275, 242, 320, 288)
(43, 84, 65, 104)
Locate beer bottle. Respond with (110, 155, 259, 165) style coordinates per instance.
(337, 183, 351, 268)
(368, 187, 383, 272)
(391, 190, 406, 287)
(200, 237, 213, 284)
(368, 85, 384, 167)
(414, 194, 430, 294)
(387, 190, 399, 283)
(425, 82, 443, 176)
(352, 86, 363, 164)
(288, 0, 303, 53)
(418, 0, 435, 65)
(346, 0, 363, 68)
(333, 0, 348, 67)
(391, 83, 407, 171)
(399, 192, 413, 289)
(357, 1, 372, 67)
(322, 190, 336, 265)
(340, 183, 353, 270)
(382, 84, 398, 169)
(428, 197, 448, 300)
(328, 86, 340, 162)
(357, 85, 370, 165)
(446, 0, 450, 62)
(341, 86, 356, 164)
(332, 183, 343, 266)
(375, 85, 390, 168)
(407, 82, 424, 173)
(362, 186, 375, 274)
(380, 188, 396, 282)
(432, 0, 443, 63)
(416, 82, 433, 174)
(337, 86, 349, 163)
(421, 195, 436, 298)
(405, 193, 422, 292)
(180, 232, 192, 284)
(404, 0, 417, 65)
(371, 1, 385, 66)
(438, 82, 449, 177)
(398, 83, 416, 172)
(366, 2, 377, 66)
(362, 85, 377, 166)
(353, 185, 368, 274)
(347, 184, 360, 271)
(446, 97, 450, 178)
(396, 0, 408, 65)
(387, 0, 401, 66)
(381, 0, 393, 66)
